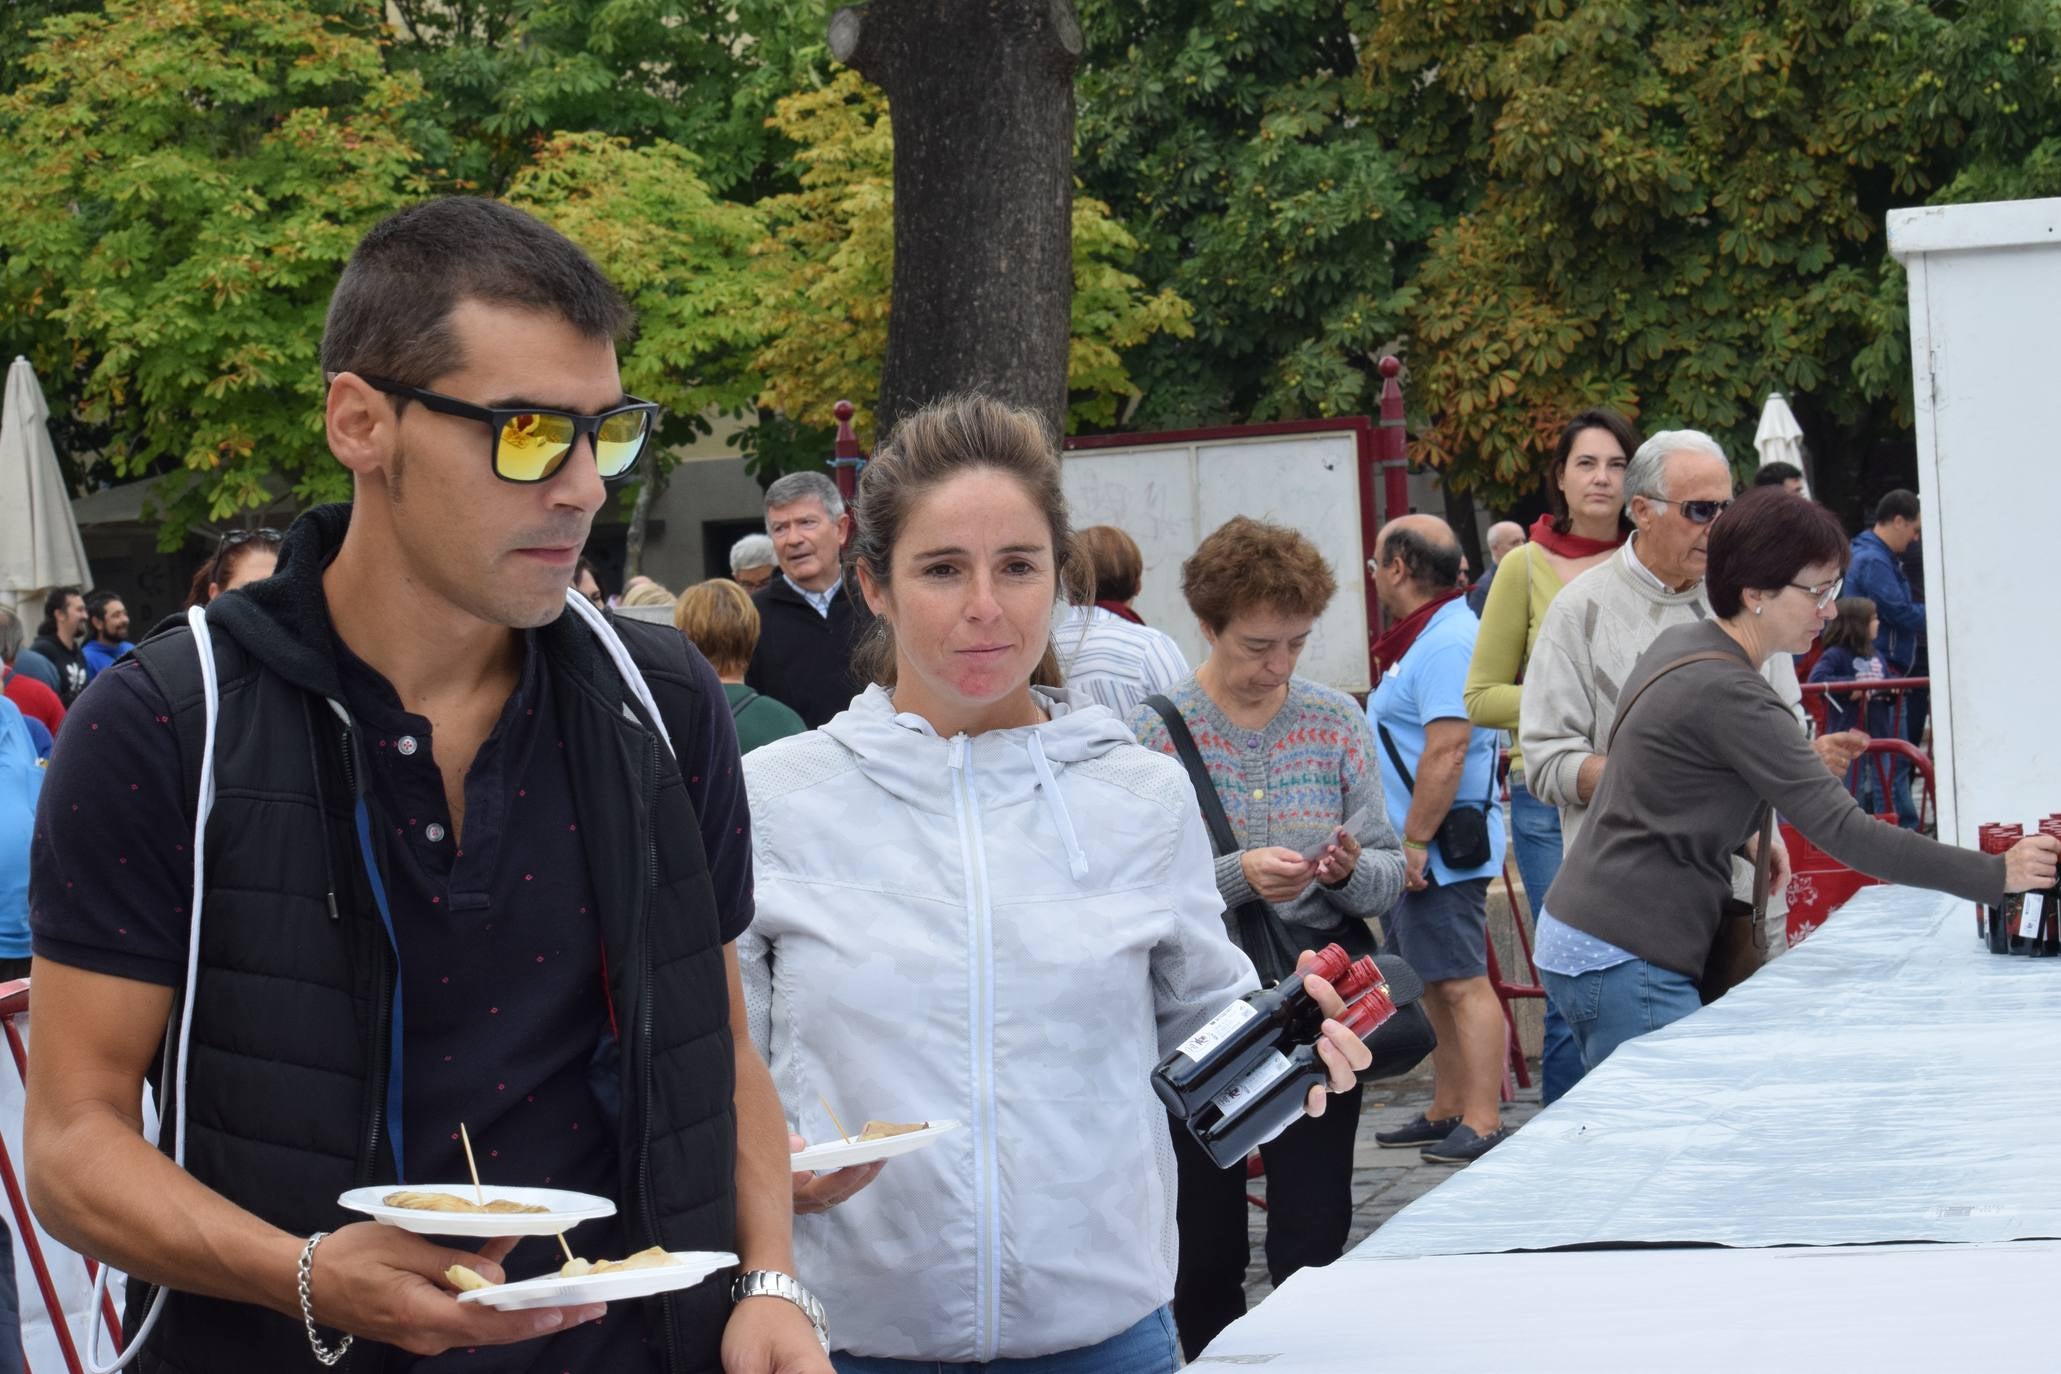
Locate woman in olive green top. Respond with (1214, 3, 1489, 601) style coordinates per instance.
(1462, 408, 1638, 1103)
(675, 579, 807, 754)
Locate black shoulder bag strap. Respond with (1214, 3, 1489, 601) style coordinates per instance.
(1145, 694, 1301, 984)
(1377, 722, 1494, 810)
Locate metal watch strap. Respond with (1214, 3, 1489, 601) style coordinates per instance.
(298, 1232, 355, 1367)
(732, 1268, 828, 1348)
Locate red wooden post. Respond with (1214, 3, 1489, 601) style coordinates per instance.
(1375, 356, 1409, 527)
(1367, 356, 1411, 640)
(829, 400, 865, 505)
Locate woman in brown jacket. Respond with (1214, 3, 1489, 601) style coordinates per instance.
(1535, 487, 2058, 1071)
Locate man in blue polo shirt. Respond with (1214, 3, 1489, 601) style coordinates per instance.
(1365, 514, 1509, 1166)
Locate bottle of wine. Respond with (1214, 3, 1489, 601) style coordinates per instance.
(1987, 825, 2024, 955)
(1184, 981, 1400, 1170)
(1977, 824, 2001, 945)
(1152, 944, 1359, 1120)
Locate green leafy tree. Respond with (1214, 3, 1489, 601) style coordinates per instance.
(1073, 0, 1432, 430)
(384, 0, 837, 198)
(1360, 0, 2061, 511)
(0, 0, 429, 540)
(749, 71, 1192, 467)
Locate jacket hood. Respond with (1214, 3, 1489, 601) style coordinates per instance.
(819, 683, 1140, 878)
(179, 502, 611, 707)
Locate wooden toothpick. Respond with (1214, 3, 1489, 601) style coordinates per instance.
(557, 1233, 577, 1264)
(817, 1094, 852, 1145)
(458, 1123, 485, 1207)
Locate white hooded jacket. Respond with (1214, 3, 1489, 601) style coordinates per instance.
(740, 684, 1259, 1360)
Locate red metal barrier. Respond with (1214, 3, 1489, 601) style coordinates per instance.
(0, 979, 125, 1374)
(1782, 740, 1938, 946)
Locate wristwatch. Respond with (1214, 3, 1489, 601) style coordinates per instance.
(733, 1269, 829, 1350)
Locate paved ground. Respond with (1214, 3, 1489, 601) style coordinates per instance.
(1239, 1059, 1543, 1307)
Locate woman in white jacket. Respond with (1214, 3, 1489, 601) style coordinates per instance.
(740, 396, 1370, 1371)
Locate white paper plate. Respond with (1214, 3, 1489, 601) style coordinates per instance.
(790, 1119, 961, 1173)
(339, 1185, 617, 1238)
(455, 1250, 737, 1310)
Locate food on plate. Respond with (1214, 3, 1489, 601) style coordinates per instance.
(559, 1246, 678, 1278)
(381, 1190, 549, 1216)
(856, 1119, 927, 1142)
(445, 1264, 494, 1292)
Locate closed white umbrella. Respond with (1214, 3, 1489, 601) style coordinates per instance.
(1754, 392, 1810, 497)
(0, 356, 92, 620)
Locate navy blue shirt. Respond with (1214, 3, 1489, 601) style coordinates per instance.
(30, 622, 754, 1373)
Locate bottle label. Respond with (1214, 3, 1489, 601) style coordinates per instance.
(2018, 893, 2044, 941)
(1176, 1000, 1260, 1063)
(1210, 1050, 1295, 1121)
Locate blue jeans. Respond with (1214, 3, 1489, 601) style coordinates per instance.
(1508, 775, 1581, 1104)
(1538, 958, 1702, 1074)
(833, 1307, 1180, 1374)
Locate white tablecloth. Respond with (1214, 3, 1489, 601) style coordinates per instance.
(1199, 884, 2061, 1367)
(1362, 883, 2061, 1255)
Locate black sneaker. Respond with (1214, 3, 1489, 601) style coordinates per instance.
(1420, 1123, 1511, 1166)
(1374, 1112, 1460, 1149)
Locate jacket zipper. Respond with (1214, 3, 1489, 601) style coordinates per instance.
(635, 735, 680, 1372)
(340, 721, 392, 1188)
(952, 745, 1002, 1360)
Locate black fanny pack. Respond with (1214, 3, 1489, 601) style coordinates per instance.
(1377, 723, 1494, 871)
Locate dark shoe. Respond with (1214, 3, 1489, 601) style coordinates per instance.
(1374, 1112, 1460, 1148)
(1420, 1123, 1511, 1165)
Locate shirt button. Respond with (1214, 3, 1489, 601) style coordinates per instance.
(424, 822, 446, 842)
(397, 735, 419, 756)
(1252, 788, 1265, 801)
(1247, 734, 1263, 749)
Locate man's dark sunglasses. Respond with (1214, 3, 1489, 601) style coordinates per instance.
(1645, 496, 1733, 525)
(218, 527, 282, 549)
(359, 376, 661, 484)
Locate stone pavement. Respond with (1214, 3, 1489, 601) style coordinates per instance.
(1238, 1058, 1544, 1307)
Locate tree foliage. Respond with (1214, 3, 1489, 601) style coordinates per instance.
(0, 0, 792, 541)
(749, 71, 1192, 465)
(0, 0, 428, 538)
(1074, 0, 1431, 430)
(383, 0, 835, 198)
(1360, 0, 2061, 507)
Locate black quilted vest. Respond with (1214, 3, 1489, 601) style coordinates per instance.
(119, 507, 737, 1373)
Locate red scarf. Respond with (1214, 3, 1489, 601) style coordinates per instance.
(1527, 513, 1626, 560)
(1372, 589, 1464, 676)
(1095, 599, 1144, 625)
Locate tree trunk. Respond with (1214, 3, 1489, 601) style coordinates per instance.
(1442, 482, 1482, 584)
(831, 0, 1081, 441)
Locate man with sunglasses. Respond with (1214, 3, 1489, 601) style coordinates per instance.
(25, 199, 827, 1373)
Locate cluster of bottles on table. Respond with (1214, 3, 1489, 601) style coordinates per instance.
(1978, 818, 2061, 956)
(1151, 944, 1396, 1169)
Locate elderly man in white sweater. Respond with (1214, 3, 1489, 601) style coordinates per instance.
(1520, 431, 1867, 957)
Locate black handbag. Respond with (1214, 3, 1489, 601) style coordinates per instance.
(1376, 723, 1495, 870)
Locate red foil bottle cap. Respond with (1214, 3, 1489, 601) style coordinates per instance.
(1342, 986, 1397, 1038)
(1303, 944, 1352, 986)
(1331, 956, 1381, 1002)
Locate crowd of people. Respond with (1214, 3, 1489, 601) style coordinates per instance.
(7, 195, 2054, 1374)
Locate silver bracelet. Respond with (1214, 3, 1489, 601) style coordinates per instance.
(298, 1231, 355, 1367)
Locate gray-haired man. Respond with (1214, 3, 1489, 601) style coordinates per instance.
(744, 471, 874, 728)
(728, 532, 778, 593)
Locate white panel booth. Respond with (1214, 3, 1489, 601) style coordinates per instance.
(1888, 197, 2061, 844)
